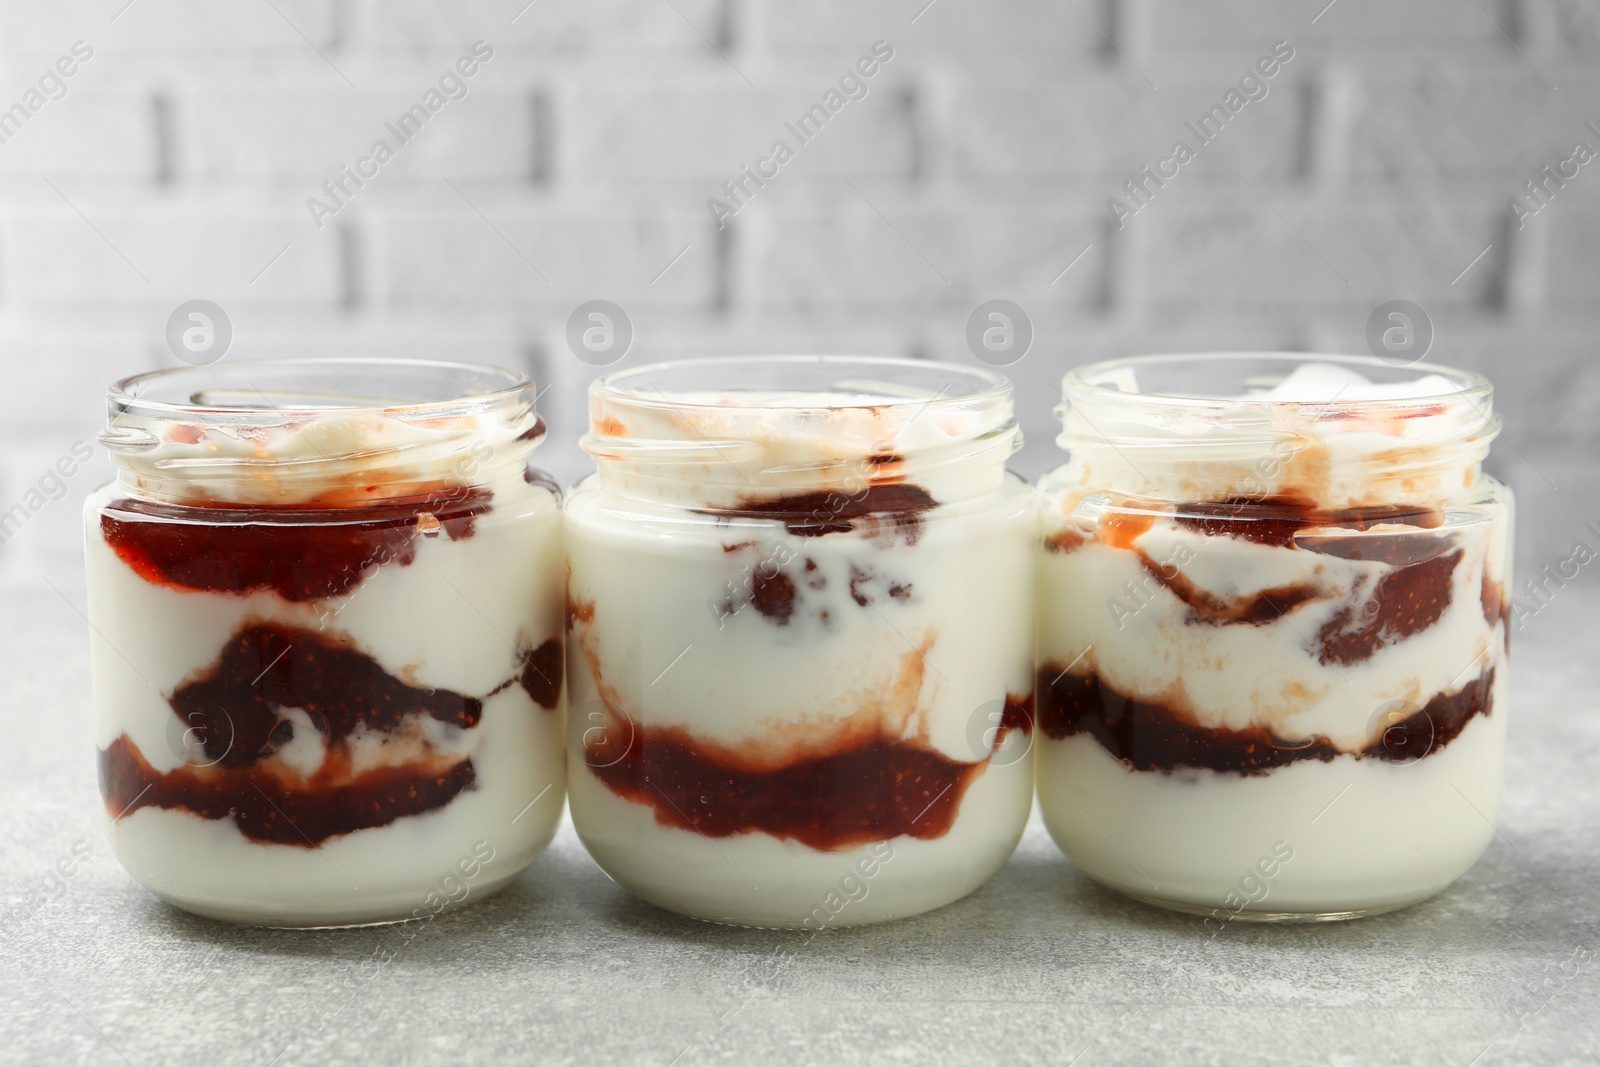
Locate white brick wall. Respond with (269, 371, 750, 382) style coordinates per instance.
(0, 0, 1595, 591)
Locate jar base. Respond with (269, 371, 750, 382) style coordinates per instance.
(240, 915, 424, 931)
(1122, 892, 1418, 924)
(615, 886, 966, 931)
(145, 868, 524, 929)
(676, 906, 943, 932)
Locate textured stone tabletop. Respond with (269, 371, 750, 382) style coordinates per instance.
(3, 585, 1597, 1067)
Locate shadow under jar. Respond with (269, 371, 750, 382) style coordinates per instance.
(1035, 354, 1513, 922)
(87, 359, 566, 927)
(565, 356, 1036, 928)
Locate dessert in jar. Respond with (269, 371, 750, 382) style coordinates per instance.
(87, 358, 566, 926)
(1036, 353, 1513, 921)
(565, 356, 1035, 928)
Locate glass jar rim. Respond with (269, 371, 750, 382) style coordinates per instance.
(102, 358, 543, 503)
(1051, 351, 1498, 508)
(583, 355, 1019, 502)
(1062, 352, 1492, 411)
(110, 357, 536, 423)
(593, 355, 1012, 413)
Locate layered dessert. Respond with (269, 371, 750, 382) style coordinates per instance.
(1036, 356, 1512, 919)
(87, 360, 565, 926)
(565, 357, 1034, 928)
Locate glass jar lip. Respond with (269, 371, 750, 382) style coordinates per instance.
(593, 355, 1012, 412)
(110, 357, 536, 421)
(1062, 351, 1492, 410)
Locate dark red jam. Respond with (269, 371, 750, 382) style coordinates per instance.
(1174, 496, 1443, 549)
(172, 623, 483, 768)
(100, 736, 476, 847)
(583, 691, 1033, 851)
(586, 728, 979, 850)
(1136, 554, 1324, 626)
(715, 550, 910, 627)
(748, 566, 798, 623)
(1036, 665, 1494, 776)
(100, 486, 491, 603)
(1082, 496, 1465, 663)
(699, 484, 938, 544)
(517, 637, 564, 709)
(100, 621, 555, 845)
(1001, 692, 1035, 734)
(1315, 549, 1461, 666)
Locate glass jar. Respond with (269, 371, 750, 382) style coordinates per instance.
(565, 356, 1035, 928)
(1036, 353, 1512, 921)
(87, 358, 566, 927)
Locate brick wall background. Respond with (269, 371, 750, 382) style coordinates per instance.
(0, 0, 1596, 602)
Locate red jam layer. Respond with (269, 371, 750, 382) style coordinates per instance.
(1001, 692, 1035, 734)
(1049, 496, 1468, 665)
(1131, 539, 1463, 664)
(1036, 665, 1495, 776)
(100, 621, 556, 845)
(517, 638, 564, 709)
(1173, 497, 1443, 548)
(1135, 553, 1325, 627)
(699, 483, 938, 544)
(1047, 497, 1447, 559)
(584, 693, 1032, 851)
(100, 736, 476, 847)
(101, 487, 491, 603)
(1316, 549, 1462, 666)
(172, 623, 483, 768)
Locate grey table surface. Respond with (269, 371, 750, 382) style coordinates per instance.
(3, 585, 1597, 1067)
